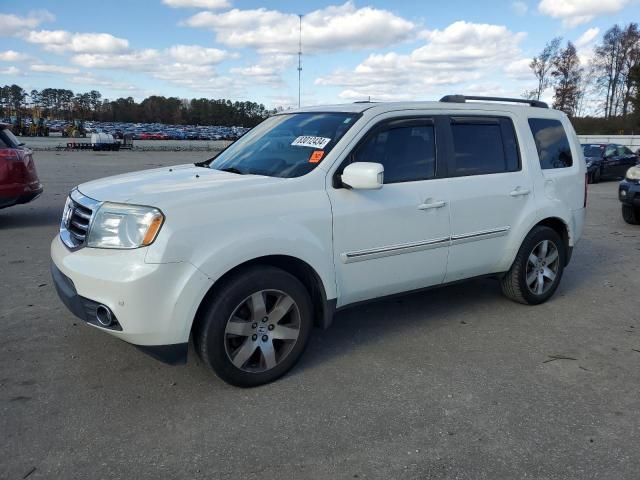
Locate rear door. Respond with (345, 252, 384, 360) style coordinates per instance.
(603, 144, 620, 177)
(442, 114, 535, 282)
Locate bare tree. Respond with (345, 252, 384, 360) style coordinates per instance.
(593, 24, 640, 118)
(529, 37, 562, 101)
(552, 42, 582, 116)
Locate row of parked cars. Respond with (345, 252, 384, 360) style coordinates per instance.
(42, 120, 249, 141)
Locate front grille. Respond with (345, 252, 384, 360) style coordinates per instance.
(60, 189, 101, 249)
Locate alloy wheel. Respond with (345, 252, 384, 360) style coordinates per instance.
(224, 290, 301, 373)
(526, 240, 560, 295)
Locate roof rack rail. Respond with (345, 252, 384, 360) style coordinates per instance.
(440, 95, 548, 109)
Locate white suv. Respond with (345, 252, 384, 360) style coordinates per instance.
(51, 96, 587, 387)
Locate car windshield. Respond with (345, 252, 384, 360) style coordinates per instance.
(582, 144, 603, 157)
(209, 112, 358, 178)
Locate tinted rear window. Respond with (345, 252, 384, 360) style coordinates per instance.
(582, 145, 603, 157)
(451, 117, 520, 176)
(0, 127, 21, 148)
(528, 118, 573, 169)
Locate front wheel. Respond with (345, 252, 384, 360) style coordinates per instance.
(501, 226, 566, 305)
(622, 205, 639, 225)
(194, 266, 313, 387)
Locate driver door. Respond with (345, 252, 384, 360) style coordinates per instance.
(327, 116, 451, 307)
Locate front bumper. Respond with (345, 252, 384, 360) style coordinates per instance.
(619, 179, 640, 207)
(50, 236, 212, 364)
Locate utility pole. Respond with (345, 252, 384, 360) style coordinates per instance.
(298, 14, 302, 108)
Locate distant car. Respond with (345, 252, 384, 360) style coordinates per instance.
(582, 143, 639, 183)
(0, 124, 43, 209)
(619, 165, 640, 224)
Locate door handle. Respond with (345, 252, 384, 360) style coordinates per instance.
(418, 200, 447, 210)
(509, 187, 530, 197)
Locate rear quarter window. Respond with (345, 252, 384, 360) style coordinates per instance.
(528, 118, 573, 169)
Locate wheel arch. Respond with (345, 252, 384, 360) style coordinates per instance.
(519, 216, 572, 268)
(192, 255, 336, 341)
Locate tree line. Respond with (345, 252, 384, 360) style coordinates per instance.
(0, 85, 274, 127)
(526, 22, 640, 133)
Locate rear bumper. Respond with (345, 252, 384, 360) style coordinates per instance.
(0, 184, 43, 209)
(619, 180, 640, 207)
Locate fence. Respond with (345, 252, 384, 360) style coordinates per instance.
(577, 135, 640, 151)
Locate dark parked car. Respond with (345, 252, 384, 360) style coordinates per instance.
(619, 165, 640, 224)
(0, 124, 43, 209)
(582, 143, 639, 183)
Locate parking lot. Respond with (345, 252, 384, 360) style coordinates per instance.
(1, 149, 639, 479)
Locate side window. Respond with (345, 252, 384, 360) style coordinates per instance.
(528, 118, 573, 169)
(353, 122, 435, 183)
(618, 146, 632, 155)
(604, 145, 616, 157)
(450, 117, 520, 176)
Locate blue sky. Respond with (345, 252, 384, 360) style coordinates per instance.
(1, 0, 638, 108)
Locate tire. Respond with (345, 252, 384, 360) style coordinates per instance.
(587, 171, 594, 184)
(622, 205, 640, 225)
(194, 266, 313, 387)
(501, 226, 566, 305)
(592, 168, 601, 184)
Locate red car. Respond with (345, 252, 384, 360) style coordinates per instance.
(0, 124, 43, 209)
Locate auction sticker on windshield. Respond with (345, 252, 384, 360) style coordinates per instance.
(291, 136, 331, 149)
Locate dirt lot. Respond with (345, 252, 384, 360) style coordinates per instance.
(1, 150, 639, 479)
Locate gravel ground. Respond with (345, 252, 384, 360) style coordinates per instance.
(1, 150, 639, 479)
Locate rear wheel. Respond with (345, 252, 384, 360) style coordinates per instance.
(194, 266, 313, 387)
(622, 205, 639, 225)
(592, 168, 601, 183)
(501, 226, 565, 305)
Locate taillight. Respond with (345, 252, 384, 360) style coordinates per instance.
(584, 173, 588, 207)
(0, 148, 19, 162)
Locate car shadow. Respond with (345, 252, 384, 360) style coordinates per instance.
(0, 204, 61, 230)
(294, 251, 607, 376)
(296, 277, 505, 374)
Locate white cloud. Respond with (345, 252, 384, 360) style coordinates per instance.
(512, 1, 529, 15)
(162, 0, 230, 8)
(0, 66, 22, 75)
(317, 21, 526, 101)
(0, 10, 54, 36)
(166, 44, 234, 64)
(538, 0, 631, 27)
(30, 64, 79, 74)
(71, 46, 238, 94)
(70, 74, 139, 92)
(0, 50, 27, 62)
(505, 58, 533, 80)
(71, 49, 160, 69)
(24, 30, 129, 53)
(184, 1, 417, 53)
(575, 27, 599, 47)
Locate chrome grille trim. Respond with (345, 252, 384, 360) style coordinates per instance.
(60, 189, 102, 250)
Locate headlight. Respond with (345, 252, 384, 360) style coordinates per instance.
(626, 166, 640, 181)
(586, 161, 593, 168)
(87, 202, 164, 249)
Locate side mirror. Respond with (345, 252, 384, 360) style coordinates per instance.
(341, 162, 384, 190)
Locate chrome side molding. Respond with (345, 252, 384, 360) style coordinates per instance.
(341, 226, 510, 263)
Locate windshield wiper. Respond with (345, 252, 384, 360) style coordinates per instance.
(217, 166, 245, 175)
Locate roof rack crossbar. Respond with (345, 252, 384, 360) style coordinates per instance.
(440, 95, 548, 109)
